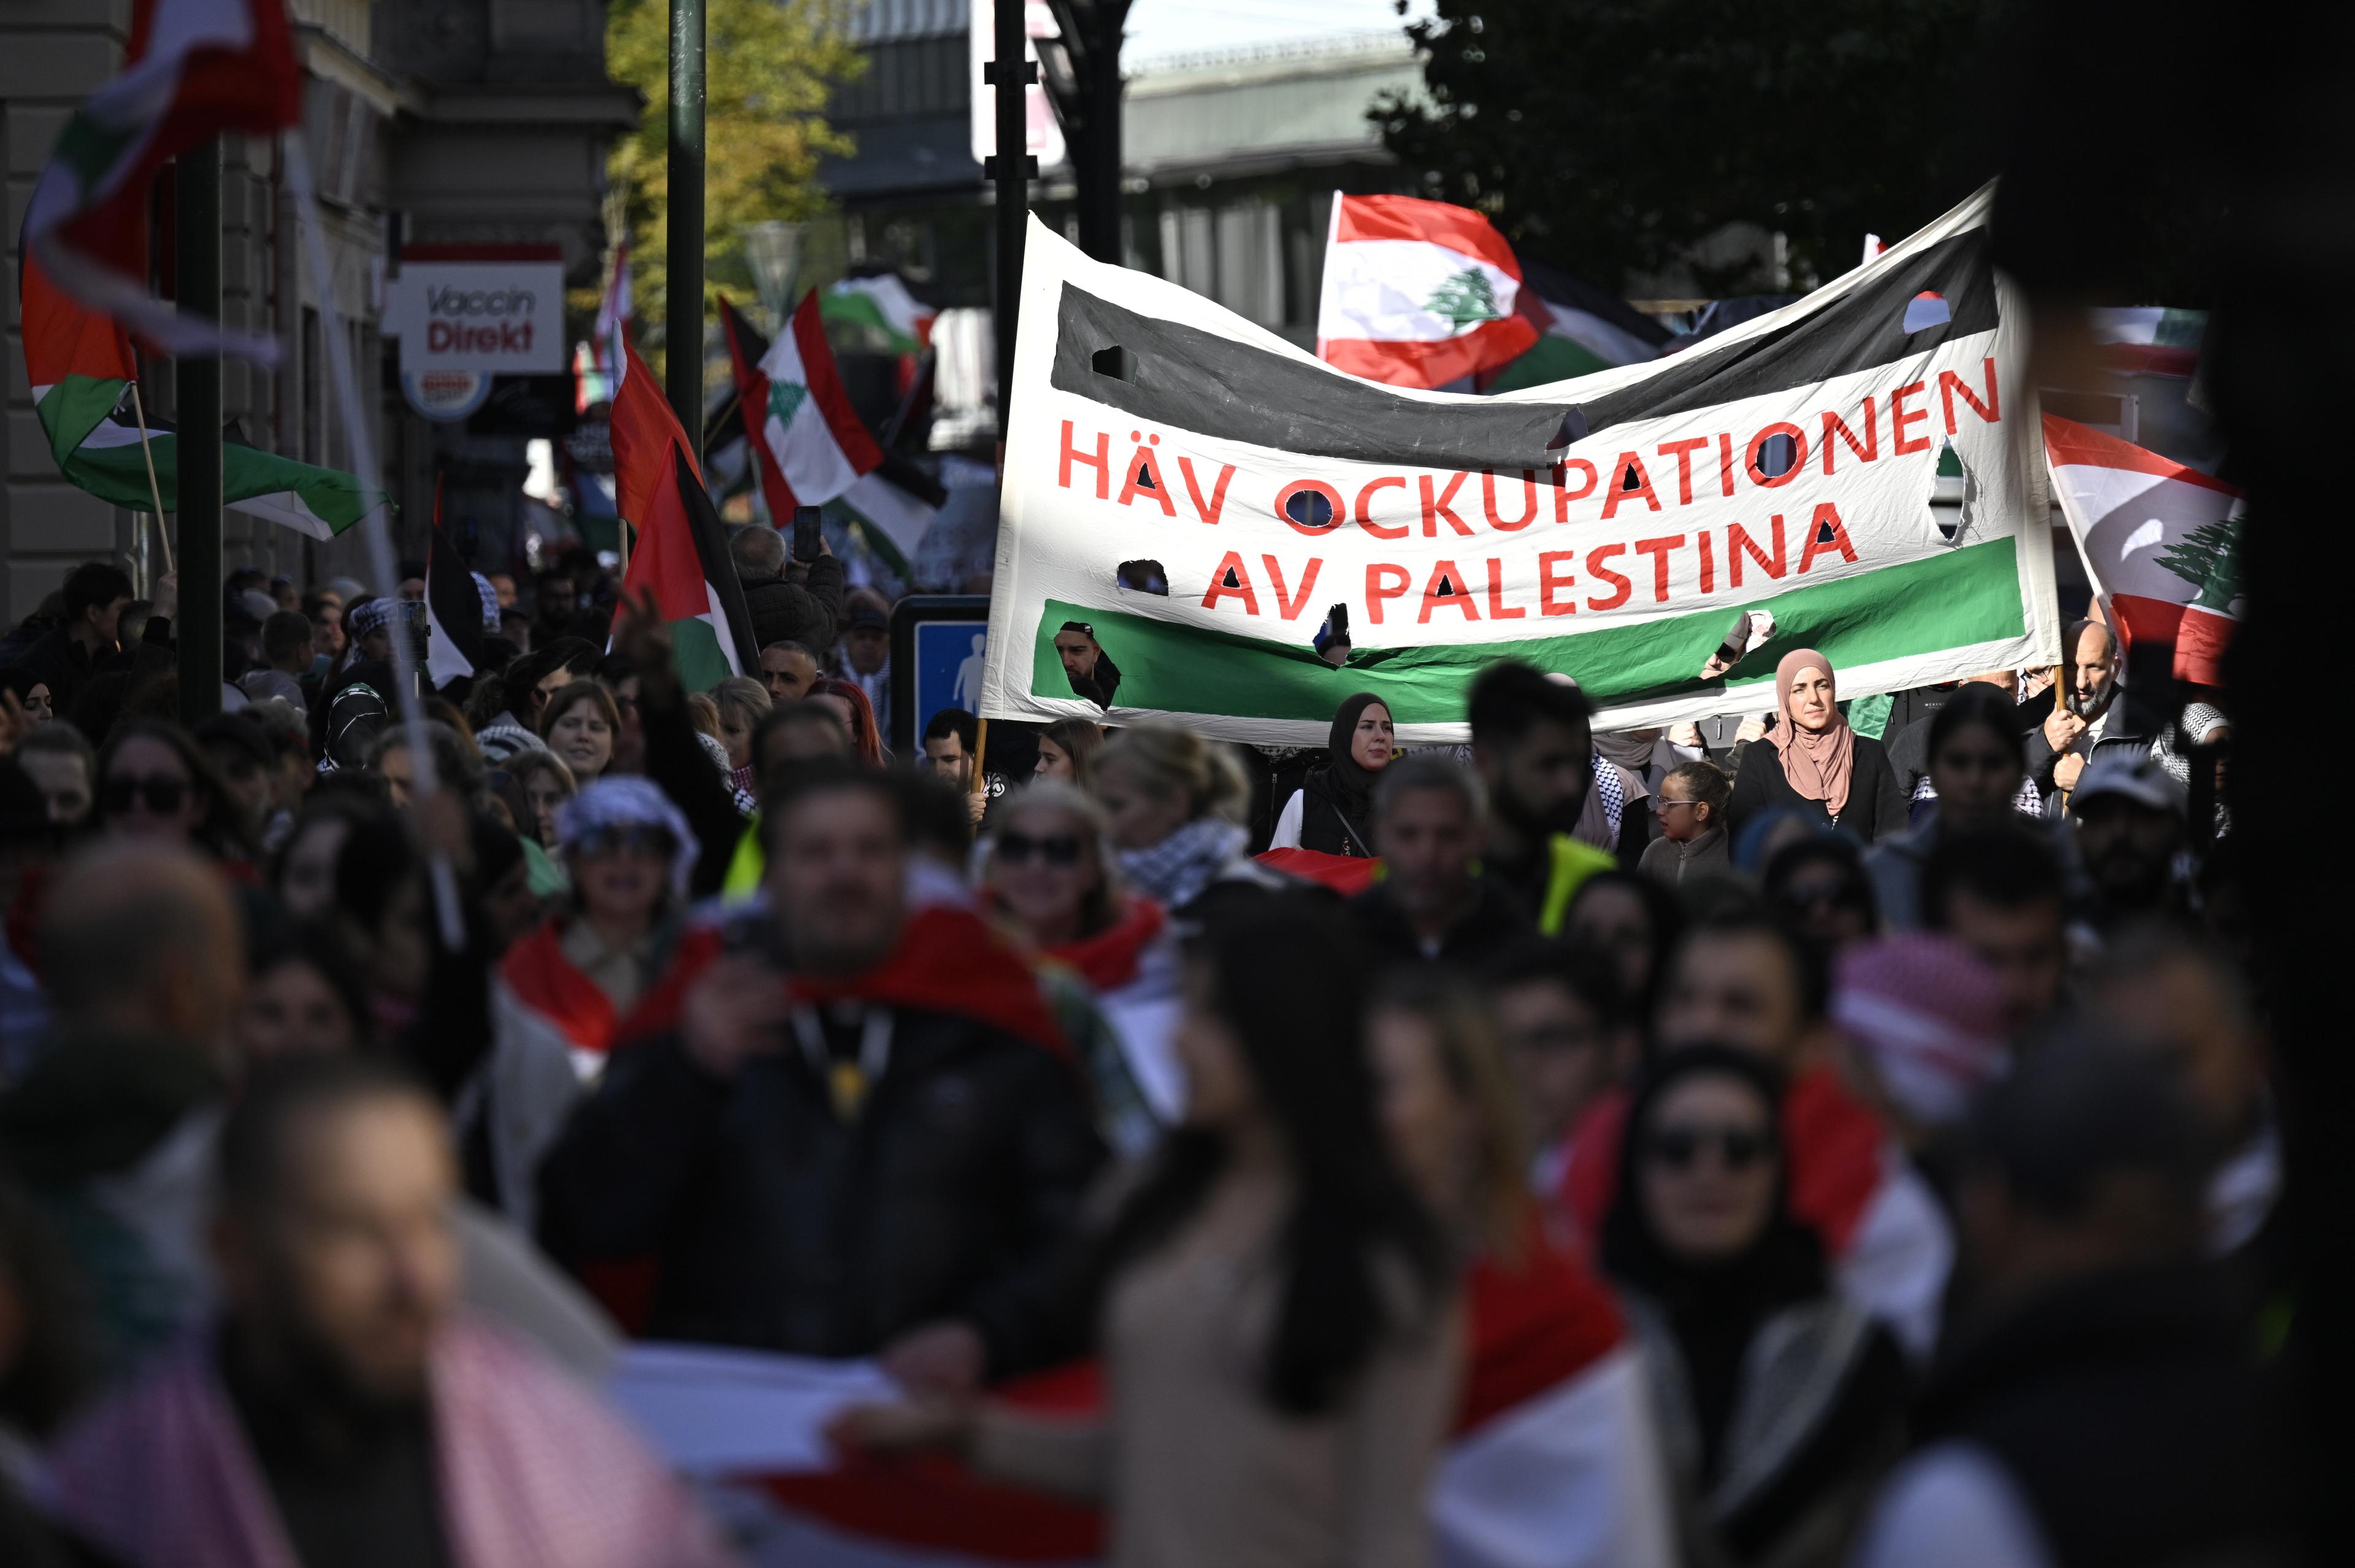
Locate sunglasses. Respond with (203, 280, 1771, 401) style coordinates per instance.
(101, 774, 190, 815)
(1644, 1123, 1772, 1172)
(576, 824, 675, 859)
(997, 831, 1084, 867)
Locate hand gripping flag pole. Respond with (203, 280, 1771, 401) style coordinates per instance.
(285, 135, 464, 952)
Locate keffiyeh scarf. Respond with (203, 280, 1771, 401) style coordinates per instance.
(1119, 817, 1249, 911)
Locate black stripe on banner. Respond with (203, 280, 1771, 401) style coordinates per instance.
(1569, 228, 2000, 435)
(1047, 225, 1996, 463)
(1050, 285, 1578, 470)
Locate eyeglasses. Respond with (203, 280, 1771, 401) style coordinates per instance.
(1655, 795, 1702, 811)
(997, 831, 1083, 867)
(1644, 1123, 1772, 1171)
(100, 774, 190, 815)
(576, 824, 675, 859)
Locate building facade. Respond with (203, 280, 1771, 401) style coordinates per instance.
(1, 0, 632, 621)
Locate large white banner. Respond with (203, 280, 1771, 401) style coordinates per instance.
(980, 186, 2059, 743)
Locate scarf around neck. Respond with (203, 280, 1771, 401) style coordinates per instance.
(1120, 817, 1247, 910)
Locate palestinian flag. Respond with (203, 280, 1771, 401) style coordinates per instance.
(611, 332, 759, 690)
(18, 243, 383, 534)
(2043, 414, 2244, 686)
(758, 290, 887, 507)
(2088, 306, 2205, 378)
(424, 480, 488, 687)
(23, 0, 301, 362)
(822, 272, 937, 357)
(607, 1230, 1675, 1568)
(1315, 193, 1540, 389)
(1481, 253, 1671, 394)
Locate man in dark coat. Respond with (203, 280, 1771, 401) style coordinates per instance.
(1347, 753, 1531, 965)
(11, 562, 133, 717)
(1849, 1035, 2291, 1568)
(731, 522, 846, 657)
(537, 765, 1103, 1390)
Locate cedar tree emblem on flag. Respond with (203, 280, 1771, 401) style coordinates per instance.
(1425, 269, 1503, 332)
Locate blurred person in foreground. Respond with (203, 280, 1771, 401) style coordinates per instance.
(2068, 752, 2191, 936)
(0, 1179, 112, 1567)
(1921, 829, 2071, 1039)
(1368, 973, 1679, 1567)
(1563, 909, 1955, 1363)
(1562, 870, 1687, 1025)
(0, 844, 240, 1377)
(982, 781, 1174, 1155)
(1601, 1047, 1909, 1567)
(1467, 662, 1611, 932)
(48, 1055, 729, 1568)
(1849, 1038, 2287, 1568)
(1347, 754, 1531, 964)
(537, 763, 1104, 1388)
(835, 901, 1458, 1567)
(1866, 688, 2047, 931)
(1490, 937, 1636, 1199)
(1763, 835, 1880, 962)
(0, 760, 64, 1080)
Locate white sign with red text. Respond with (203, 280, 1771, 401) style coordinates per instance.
(383, 260, 565, 376)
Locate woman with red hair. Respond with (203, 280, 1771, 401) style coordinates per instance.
(811, 675, 886, 767)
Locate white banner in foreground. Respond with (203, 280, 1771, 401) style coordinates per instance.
(980, 185, 2058, 743)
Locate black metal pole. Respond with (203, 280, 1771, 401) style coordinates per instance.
(667, 0, 706, 460)
(990, 0, 1033, 428)
(175, 140, 222, 727)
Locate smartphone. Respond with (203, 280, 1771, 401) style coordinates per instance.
(792, 506, 822, 564)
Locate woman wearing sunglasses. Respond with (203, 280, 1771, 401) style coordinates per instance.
(478, 777, 694, 1228)
(1599, 1046, 1907, 1568)
(984, 782, 1178, 1153)
(94, 721, 249, 863)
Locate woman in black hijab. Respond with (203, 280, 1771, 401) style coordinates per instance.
(1599, 1047, 1908, 1567)
(1269, 692, 1393, 857)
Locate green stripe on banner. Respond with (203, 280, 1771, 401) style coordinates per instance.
(1032, 539, 2024, 722)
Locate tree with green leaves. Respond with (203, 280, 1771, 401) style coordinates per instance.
(605, 0, 864, 375)
(1374, 0, 2004, 294)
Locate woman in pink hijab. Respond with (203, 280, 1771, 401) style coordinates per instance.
(1728, 648, 1908, 843)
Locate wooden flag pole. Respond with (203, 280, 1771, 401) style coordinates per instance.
(128, 383, 174, 573)
(971, 717, 989, 794)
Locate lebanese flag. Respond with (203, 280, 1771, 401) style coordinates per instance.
(717, 295, 800, 533)
(2043, 414, 2245, 687)
(23, 0, 301, 362)
(1315, 194, 1540, 389)
(608, 1230, 1674, 1568)
(611, 331, 759, 690)
(757, 290, 886, 508)
(1560, 1065, 1952, 1361)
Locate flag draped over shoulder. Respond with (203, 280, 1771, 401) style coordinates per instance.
(982, 184, 2058, 744)
(18, 244, 383, 534)
(1315, 194, 1541, 389)
(23, 0, 302, 361)
(2043, 414, 2243, 685)
(611, 334, 759, 690)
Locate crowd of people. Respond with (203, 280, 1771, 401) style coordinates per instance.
(0, 538, 2292, 1568)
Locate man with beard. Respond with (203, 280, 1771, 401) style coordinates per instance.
(2027, 620, 2146, 811)
(2070, 753, 2189, 935)
(1467, 662, 1614, 935)
(50, 1055, 727, 1568)
(537, 763, 1103, 1393)
(1053, 621, 1120, 709)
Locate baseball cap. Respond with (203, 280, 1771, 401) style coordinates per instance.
(2073, 752, 2186, 817)
(846, 600, 888, 632)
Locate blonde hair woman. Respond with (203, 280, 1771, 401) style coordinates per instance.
(1094, 724, 1285, 917)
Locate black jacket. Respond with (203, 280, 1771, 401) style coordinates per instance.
(537, 1004, 1105, 1377)
(1729, 730, 1907, 843)
(10, 627, 102, 714)
(1347, 875, 1533, 967)
(1910, 1265, 2290, 1568)
(741, 556, 846, 654)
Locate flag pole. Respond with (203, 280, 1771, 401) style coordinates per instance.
(128, 383, 175, 573)
(971, 717, 989, 795)
(667, 0, 706, 460)
(173, 141, 222, 729)
(286, 135, 464, 952)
